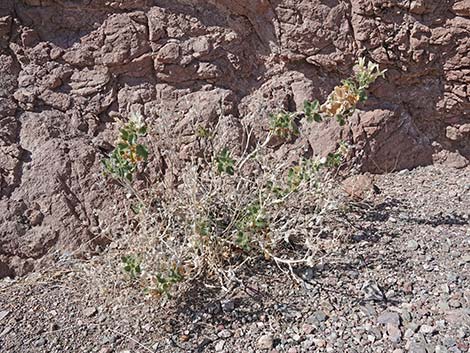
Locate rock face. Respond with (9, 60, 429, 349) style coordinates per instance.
(0, 0, 469, 276)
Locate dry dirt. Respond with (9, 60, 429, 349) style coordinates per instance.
(0, 165, 469, 353)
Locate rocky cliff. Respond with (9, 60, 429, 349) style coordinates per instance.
(0, 0, 469, 277)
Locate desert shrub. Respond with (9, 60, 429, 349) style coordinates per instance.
(102, 58, 385, 299)
(121, 255, 142, 280)
(215, 148, 235, 175)
(303, 57, 386, 125)
(269, 111, 299, 139)
(102, 112, 148, 183)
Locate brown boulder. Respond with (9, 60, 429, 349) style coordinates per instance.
(342, 174, 379, 201)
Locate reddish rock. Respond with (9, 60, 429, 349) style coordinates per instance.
(342, 174, 379, 200)
(0, 0, 469, 277)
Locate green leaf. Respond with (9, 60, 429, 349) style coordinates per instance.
(336, 115, 346, 126)
(216, 148, 235, 175)
(120, 128, 129, 141)
(313, 113, 322, 122)
(130, 202, 143, 214)
(304, 100, 319, 113)
(236, 231, 251, 251)
(126, 172, 133, 182)
(128, 133, 137, 145)
(311, 99, 320, 111)
(102, 159, 111, 171)
(359, 90, 367, 102)
(136, 144, 149, 160)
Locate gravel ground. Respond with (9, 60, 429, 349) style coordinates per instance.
(1, 165, 469, 353)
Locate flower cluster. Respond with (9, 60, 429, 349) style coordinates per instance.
(102, 112, 149, 182)
(304, 58, 386, 125)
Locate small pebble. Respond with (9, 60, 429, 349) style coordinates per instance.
(313, 338, 326, 348)
(218, 329, 232, 339)
(221, 300, 235, 312)
(407, 239, 419, 251)
(420, 324, 436, 334)
(256, 334, 274, 350)
(0, 310, 10, 321)
(215, 340, 225, 351)
(387, 323, 402, 343)
(83, 307, 97, 317)
(377, 311, 400, 327)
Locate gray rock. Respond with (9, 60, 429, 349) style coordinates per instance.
(387, 323, 402, 343)
(256, 334, 274, 350)
(413, 333, 427, 343)
(206, 302, 221, 314)
(456, 328, 468, 338)
(0, 310, 9, 321)
(447, 273, 459, 283)
(406, 323, 419, 333)
(401, 310, 412, 322)
(0, 326, 12, 337)
(100, 336, 117, 345)
(404, 328, 415, 339)
(221, 300, 235, 312)
(442, 337, 456, 347)
(312, 338, 326, 348)
(83, 307, 97, 317)
(419, 325, 436, 335)
(35, 337, 47, 347)
(407, 240, 420, 251)
(441, 284, 450, 294)
(438, 302, 450, 311)
(302, 338, 315, 349)
(291, 333, 301, 342)
(300, 267, 315, 281)
(335, 338, 345, 348)
(370, 327, 382, 340)
(360, 304, 377, 317)
(314, 310, 328, 322)
(215, 340, 225, 352)
(377, 311, 400, 327)
(408, 342, 427, 353)
(435, 346, 448, 353)
(218, 329, 232, 338)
